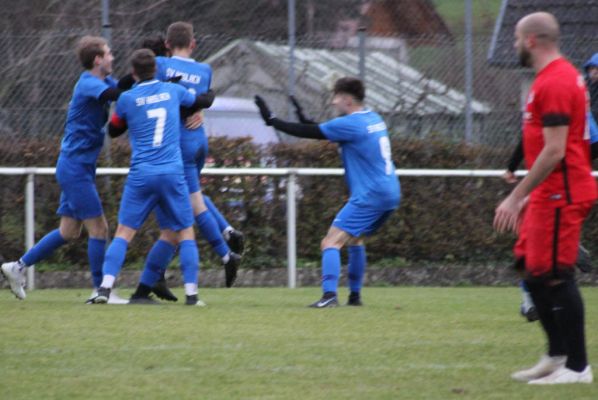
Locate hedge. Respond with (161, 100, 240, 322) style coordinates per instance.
(1, 135, 596, 270)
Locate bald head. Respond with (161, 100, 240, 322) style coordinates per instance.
(516, 12, 560, 45)
(514, 12, 562, 69)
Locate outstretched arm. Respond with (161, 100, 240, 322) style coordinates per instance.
(98, 74, 136, 105)
(180, 89, 215, 118)
(255, 95, 325, 140)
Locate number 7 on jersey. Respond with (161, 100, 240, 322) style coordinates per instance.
(147, 108, 167, 147)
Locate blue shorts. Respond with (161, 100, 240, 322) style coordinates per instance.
(332, 201, 396, 237)
(181, 131, 208, 194)
(119, 174, 194, 231)
(55, 156, 103, 220)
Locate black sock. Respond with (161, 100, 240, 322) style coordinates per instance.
(132, 283, 152, 298)
(323, 291, 336, 299)
(526, 280, 566, 357)
(550, 280, 587, 372)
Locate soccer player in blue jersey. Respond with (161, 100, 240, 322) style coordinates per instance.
(255, 77, 401, 307)
(91, 48, 215, 305)
(1, 36, 134, 303)
(138, 22, 242, 301)
(142, 33, 245, 251)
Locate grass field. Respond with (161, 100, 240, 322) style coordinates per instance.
(0, 287, 596, 399)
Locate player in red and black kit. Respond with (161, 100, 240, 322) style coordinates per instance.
(494, 12, 596, 385)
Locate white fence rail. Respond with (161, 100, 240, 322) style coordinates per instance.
(0, 167, 549, 290)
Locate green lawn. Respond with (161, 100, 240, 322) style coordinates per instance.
(0, 287, 596, 399)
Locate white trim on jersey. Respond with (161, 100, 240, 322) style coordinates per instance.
(137, 80, 160, 87)
(171, 55, 195, 63)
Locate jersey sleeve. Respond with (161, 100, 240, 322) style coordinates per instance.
(175, 84, 196, 107)
(82, 76, 112, 100)
(536, 79, 574, 127)
(319, 116, 365, 142)
(114, 95, 128, 122)
(105, 76, 118, 88)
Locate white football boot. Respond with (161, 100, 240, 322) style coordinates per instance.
(511, 354, 567, 382)
(107, 289, 129, 305)
(1, 261, 27, 300)
(529, 365, 593, 385)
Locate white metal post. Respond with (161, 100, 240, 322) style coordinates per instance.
(286, 171, 297, 288)
(287, 0, 296, 120)
(25, 173, 35, 290)
(464, 0, 474, 142)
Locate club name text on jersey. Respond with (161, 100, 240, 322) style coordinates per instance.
(165, 68, 201, 85)
(135, 92, 171, 107)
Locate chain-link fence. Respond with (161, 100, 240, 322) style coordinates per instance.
(0, 30, 518, 164)
(2, 1, 598, 165)
(2, 1, 598, 270)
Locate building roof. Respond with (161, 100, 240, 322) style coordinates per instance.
(206, 39, 490, 119)
(203, 97, 280, 144)
(488, 0, 598, 67)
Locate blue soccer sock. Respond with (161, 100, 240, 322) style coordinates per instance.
(204, 195, 231, 233)
(88, 238, 107, 288)
(101, 237, 128, 287)
(179, 240, 200, 285)
(139, 240, 176, 287)
(21, 229, 67, 267)
(347, 245, 366, 294)
(195, 210, 230, 259)
(321, 247, 341, 295)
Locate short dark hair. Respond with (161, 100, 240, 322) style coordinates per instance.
(131, 48, 156, 81)
(333, 77, 365, 102)
(141, 35, 168, 57)
(166, 21, 194, 49)
(77, 36, 107, 69)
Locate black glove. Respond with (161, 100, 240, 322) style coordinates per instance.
(290, 95, 305, 121)
(117, 73, 136, 91)
(254, 95, 274, 125)
(290, 95, 316, 124)
(167, 75, 183, 83)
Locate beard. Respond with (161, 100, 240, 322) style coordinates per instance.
(518, 47, 532, 68)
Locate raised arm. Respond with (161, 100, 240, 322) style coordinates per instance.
(255, 95, 325, 140)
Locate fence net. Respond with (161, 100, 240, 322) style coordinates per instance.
(1, 1, 598, 269)
(4, 1, 597, 168)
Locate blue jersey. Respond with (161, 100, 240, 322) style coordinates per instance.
(155, 56, 212, 138)
(60, 71, 116, 164)
(319, 110, 401, 209)
(113, 80, 196, 176)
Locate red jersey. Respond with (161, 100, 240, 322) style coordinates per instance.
(523, 57, 597, 206)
